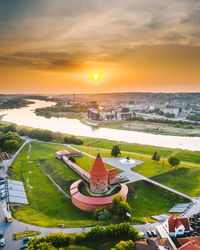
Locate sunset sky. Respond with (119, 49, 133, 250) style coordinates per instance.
(0, 0, 200, 94)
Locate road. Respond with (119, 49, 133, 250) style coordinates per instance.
(0, 198, 158, 250)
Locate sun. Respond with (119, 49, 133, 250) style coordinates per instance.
(90, 73, 102, 82)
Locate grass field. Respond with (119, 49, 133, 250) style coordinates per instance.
(11, 142, 101, 227)
(74, 145, 200, 177)
(151, 168, 200, 197)
(9, 141, 187, 227)
(76, 137, 200, 167)
(127, 180, 189, 223)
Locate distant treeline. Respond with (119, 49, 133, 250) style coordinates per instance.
(130, 116, 200, 126)
(0, 123, 83, 147)
(187, 113, 200, 122)
(35, 104, 87, 118)
(0, 99, 34, 109)
(18, 127, 83, 144)
(0, 124, 22, 153)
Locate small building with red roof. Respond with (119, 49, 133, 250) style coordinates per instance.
(163, 215, 190, 237)
(178, 241, 199, 250)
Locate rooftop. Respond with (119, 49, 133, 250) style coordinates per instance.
(89, 153, 108, 177)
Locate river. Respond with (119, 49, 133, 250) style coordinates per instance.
(0, 99, 200, 151)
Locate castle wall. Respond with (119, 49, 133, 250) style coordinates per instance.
(70, 179, 128, 212)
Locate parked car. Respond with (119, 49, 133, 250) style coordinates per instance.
(0, 177, 5, 180)
(0, 180, 5, 185)
(0, 238, 5, 247)
(151, 230, 157, 237)
(0, 194, 5, 200)
(147, 230, 153, 237)
(0, 231, 3, 239)
(20, 241, 28, 249)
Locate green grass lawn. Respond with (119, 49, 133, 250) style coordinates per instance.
(76, 137, 200, 166)
(127, 180, 189, 223)
(81, 138, 174, 158)
(9, 141, 188, 227)
(174, 151, 200, 165)
(151, 168, 200, 197)
(10, 142, 103, 228)
(73, 146, 200, 198)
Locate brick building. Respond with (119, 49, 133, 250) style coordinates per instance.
(89, 153, 117, 194)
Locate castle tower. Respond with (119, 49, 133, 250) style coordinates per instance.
(89, 153, 108, 193)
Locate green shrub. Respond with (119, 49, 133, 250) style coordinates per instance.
(112, 195, 131, 219)
(74, 233, 86, 244)
(86, 225, 105, 240)
(27, 232, 70, 249)
(128, 227, 142, 240)
(93, 207, 112, 221)
(114, 240, 135, 249)
(64, 135, 83, 145)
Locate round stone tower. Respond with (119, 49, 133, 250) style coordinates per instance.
(89, 153, 108, 193)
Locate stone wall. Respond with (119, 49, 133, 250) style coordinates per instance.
(70, 179, 128, 212)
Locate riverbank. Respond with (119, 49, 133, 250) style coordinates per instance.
(1, 118, 200, 165)
(1, 99, 200, 150)
(35, 110, 200, 137)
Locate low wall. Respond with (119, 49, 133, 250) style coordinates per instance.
(62, 156, 90, 182)
(70, 179, 128, 212)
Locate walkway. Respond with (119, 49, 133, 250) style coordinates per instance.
(68, 145, 194, 201)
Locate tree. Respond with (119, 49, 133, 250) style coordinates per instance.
(152, 151, 160, 162)
(93, 207, 112, 221)
(168, 156, 180, 170)
(3, 124, 17, 133)
(112, 195, 131, 219)
(3, 140, 19, 153)
(28, 242, 56, 250)
(2, 131, 21, 144)
(114, 240, 135, 250)
(111, 145, 121, 157)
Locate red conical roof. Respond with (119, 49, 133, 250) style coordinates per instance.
(89, 153, 108, 177)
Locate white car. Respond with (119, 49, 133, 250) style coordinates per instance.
(0, 238, 5, 247)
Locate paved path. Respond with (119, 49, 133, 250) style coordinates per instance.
(0, 199, 157, 250)
(68, 145, 194, 201)
(75, 145, 200, 168)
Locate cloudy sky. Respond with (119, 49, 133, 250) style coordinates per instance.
(0, 0, 200, 93)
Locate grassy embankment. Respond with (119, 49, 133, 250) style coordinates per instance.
(0, 99, 34, 109)
(13, 231, 41, 240)
(96, 119, 200, 137)
(10, 141, 188, 227)
(33, 103, 200, 137)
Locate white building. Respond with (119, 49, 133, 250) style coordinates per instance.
(163, 215, 190, 237)
(160, 107, 181, 117)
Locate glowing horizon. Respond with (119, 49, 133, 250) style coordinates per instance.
(0, 0, 200, 94)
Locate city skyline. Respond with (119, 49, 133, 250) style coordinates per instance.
(0, 0, 200, 94)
